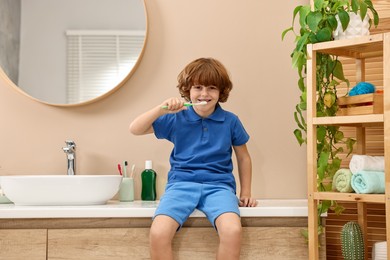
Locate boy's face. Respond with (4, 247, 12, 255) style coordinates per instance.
(190, 84, 220, 116)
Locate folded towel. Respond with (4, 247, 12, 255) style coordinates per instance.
(351, 171, 385, 194)
(372, 241, 387, 260)
(332, 169, 354, 193)
(349, 155, 384, 174)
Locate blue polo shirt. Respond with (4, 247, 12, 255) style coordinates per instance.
(152, 104, 249, 192)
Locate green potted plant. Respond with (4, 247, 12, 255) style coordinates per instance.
(282, 0, 379, 239)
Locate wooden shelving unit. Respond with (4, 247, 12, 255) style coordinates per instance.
(306, 33, 390, 259)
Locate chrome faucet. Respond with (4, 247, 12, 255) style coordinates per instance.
(62, 140, 76, 175)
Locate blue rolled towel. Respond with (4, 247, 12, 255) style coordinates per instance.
(351, 171, 385, 194)
(348, 82, 375, 96)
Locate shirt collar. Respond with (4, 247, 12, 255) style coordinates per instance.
(185, 103, 226, 122)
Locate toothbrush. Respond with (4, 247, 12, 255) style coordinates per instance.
(161, 101, 207, 109)
(130, 164, 136, 178)
(123, 161, 128, 178)
(117, 164, 123, 176)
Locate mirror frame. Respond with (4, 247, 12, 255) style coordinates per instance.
(0, 0, 148, 107)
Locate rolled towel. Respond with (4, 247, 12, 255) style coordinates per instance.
(351, 171, 385, 194)
(349, 155, 384, 174)
(332, 169, 354, 193)
(372, 241, 387, 260)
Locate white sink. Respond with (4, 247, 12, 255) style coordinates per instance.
(0, 175, 122, 206)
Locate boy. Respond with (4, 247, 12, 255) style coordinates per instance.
(129, 57, 257, 260)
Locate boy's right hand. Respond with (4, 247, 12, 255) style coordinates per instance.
(161, 97, 187, 113)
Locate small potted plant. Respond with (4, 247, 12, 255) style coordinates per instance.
(282, 0, 379, 238)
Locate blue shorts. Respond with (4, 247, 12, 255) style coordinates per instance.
(154, 182, 240, 229)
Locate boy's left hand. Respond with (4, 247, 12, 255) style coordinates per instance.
(239, 197, 258, 207)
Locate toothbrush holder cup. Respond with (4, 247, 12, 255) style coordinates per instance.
(119, 177, 135, 202)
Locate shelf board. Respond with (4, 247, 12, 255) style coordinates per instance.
(312, 114, 384, 126)
(311, 34, 384, 59)
(312, 192, 385, 203)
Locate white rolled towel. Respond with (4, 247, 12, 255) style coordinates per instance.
(349, 155, 385, 174)
(372, 241, 387, 260)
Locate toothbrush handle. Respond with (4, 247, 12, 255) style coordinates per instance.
(161, 103, 192, 109)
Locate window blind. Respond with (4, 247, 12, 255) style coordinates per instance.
(66, 30, 145, 103)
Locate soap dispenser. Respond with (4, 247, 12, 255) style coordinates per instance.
(141, 160, 157, 201)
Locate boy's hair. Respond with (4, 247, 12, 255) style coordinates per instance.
(177, 58, 233, 102)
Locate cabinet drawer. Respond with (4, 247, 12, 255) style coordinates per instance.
(0, 229, 47, 260)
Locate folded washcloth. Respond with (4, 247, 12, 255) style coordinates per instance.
(351, 171, 385, 194)
(349, 155, 384, 174)
(332, 169, 354, 193)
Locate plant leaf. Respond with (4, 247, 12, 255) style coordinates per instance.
(294, 113, 305, 131)
(334, 204, 345, 215)
(292, 51, 303, 69)
(308, 32, 319, 43)
(296, 33, 309, 52)
(299, 5, 311, 28)
(372, 9, 380, 27)
(282, 27, 293, 41)
(294, 129, 305, 145)
(319, 200, 331, 214)
(338, 10, 350, 31)
(316, 28, 332, 42)
(346, 138, 357, 156)
(327, 15, 338, 30)
(295, 104, 307, 130)
(300, 228, 309, 243)
(359, 2, 368, 21)
(307, 11, 323, 32)
(318, 151, 330, 170)
(292, 5, 303, 26)
(351, 0, 359, 13)
(365, 1, 380, 26)
(299, 100, 307, 110)
(301, 91, 307, 104)
(298, 77, 305, 92)
(334, 130, 344, 142)
(317, 126, 327, 142)
(332, 0, 349, 12)
(317, 165, 326, 180)
(332, 60, 346, 80)
(314, 0, 325, 10)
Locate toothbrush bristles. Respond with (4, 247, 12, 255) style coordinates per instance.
(192, 101, 207, 106)
(123, 161, 128, 177)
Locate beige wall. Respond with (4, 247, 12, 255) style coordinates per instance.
(0, 0, 308, 199)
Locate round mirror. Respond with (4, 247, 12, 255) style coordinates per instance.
(0, 0, 147, 106)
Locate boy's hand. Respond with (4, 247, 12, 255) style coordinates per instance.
(239, 196, 258, 207)
(161, 97, 187, 113)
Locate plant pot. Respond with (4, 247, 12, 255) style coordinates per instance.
(333, 12, 370, 40)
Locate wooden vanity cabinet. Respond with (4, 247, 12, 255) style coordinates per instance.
(0, 229, 47, 260)
(0, 217, 315, 260)
(46, 227, 311, 260)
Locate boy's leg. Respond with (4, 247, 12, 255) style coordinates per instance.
(215, 212, 242, 260)
(150, 182, 202, 260)
(150, 215, 180, 260)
